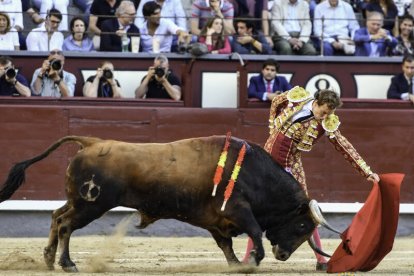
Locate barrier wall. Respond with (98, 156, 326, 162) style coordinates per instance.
(0, 97, 412, 204)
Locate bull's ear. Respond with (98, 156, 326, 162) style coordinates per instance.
(296, 203, 309, 215)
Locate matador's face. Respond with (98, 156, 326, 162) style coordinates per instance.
(312, 102, 334, 121)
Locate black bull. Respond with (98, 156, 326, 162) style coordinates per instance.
(0, 135, 329, 272)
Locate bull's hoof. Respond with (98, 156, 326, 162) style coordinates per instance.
(134, 223, 146, 229)
(249, 250, 259, 266)
(62, 265, 79, 273)
(316, 262, 328, 271)
(43, 247, 55, 270)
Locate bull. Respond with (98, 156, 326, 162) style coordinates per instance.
(0, 135, 336, 272)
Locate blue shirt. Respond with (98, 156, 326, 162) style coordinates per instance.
(63, 35, 94, 52)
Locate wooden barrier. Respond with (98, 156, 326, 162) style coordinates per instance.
(0, 97, 412, 204)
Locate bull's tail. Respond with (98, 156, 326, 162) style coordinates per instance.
(0, 136, 101, 203)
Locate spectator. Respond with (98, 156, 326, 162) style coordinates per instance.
(0, 12, 19, 50)
(393, 14, 414, 56)
(30, 49, 76, 97)
(354, 11, 397, 56)
(232, 15, 272, 54)
(83, 61, 122, 98)
(271, 0, 317, 55)
(73, 0, 93, 22)
(89, 0, 121, 49)
(140, 1, 190, 53)
(387, 54, 414, 102)
(135, 0, 187, 51)
(0, 0, 23, 32)
(135, 54, 181, 100)
(243, 0, 273, 47)
(135, 0, 187, 30)
(63, 17, 94, 52)
(0, 56, 30, 97)
(394, 0, 411, 16)
(31, 0, 70, 31)
(26, 8, 64, 51)
(191, 0, 235, 36)
(0, 0, 25, 49)
(313, 0, 360, 56)
(198, 16, 231, 54)
(248, 59, 292, 101)
(100, 0, 140, 52)
(365, 0, 398, 35)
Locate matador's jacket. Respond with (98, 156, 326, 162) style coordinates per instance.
(263, 86, 373, 192)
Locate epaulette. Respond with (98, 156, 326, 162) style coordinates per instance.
(322, 114, 341, 137)
(286, 86, 313, 106)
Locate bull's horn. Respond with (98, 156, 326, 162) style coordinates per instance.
(309, 199, 342, 235)
(308, 235, 331, 258)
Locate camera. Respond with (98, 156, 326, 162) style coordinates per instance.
(102, 69, 113, 79)
(154, 67, 165, 78)
(5, 68, 16, 79)
(50, 59, 62, 71)
(177, 42, 189, 54)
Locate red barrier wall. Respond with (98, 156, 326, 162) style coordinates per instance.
(0, 98, 412, 203)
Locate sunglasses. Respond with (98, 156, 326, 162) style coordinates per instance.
(50, 50, 63, 55)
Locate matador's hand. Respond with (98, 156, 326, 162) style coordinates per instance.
(367, 173, 380, 183)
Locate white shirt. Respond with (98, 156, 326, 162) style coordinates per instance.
(313, 0, 359, 43)
(0, 0, 24, 29)
(140, 19, 182, 53)
(135, 0, 187, 30)
(284, 1, 301, 33)
(401, 75, 414, 100)
(0, 28, 19, 50)
(291, 100, 313, 122)
(26, 25, 64, 51)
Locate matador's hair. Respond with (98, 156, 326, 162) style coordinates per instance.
(314, 89, 342, 110)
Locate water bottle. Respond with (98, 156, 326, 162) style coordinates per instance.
(121, 35, 130, 52)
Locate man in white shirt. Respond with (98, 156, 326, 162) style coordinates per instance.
(140, 1, 189, 53)
(313, 0, 359, 56)
(26, 8, 64, 52)
(135, 0, 187, 30)
(271, 0, 317, 55)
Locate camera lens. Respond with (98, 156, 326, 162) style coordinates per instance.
(103, 69, 113, 79)
(154, 67, 165, 78)
(5, 68, 16, 79)
(50, 59, 62, 71)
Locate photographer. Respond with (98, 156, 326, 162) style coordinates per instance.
(31, 49, 76, 97)
(83, 61, 122, 98)
(135, 54, 181, 100)
(0, 56, 30, 97)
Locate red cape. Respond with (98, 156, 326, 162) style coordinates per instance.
(327, 173, 404, 273)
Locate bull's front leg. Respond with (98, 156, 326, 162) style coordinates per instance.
(209, 230, 240, 265)
(224, 207, 265, 266)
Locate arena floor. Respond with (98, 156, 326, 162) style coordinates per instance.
(0, 233, 413, 275)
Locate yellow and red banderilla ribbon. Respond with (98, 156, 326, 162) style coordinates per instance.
(212, 132, 231, 196)
(221, 143, 247, 211)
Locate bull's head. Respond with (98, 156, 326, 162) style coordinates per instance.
(265, 200, 339, 261)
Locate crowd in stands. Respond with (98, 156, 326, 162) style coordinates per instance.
(1, 0, 414, 55)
